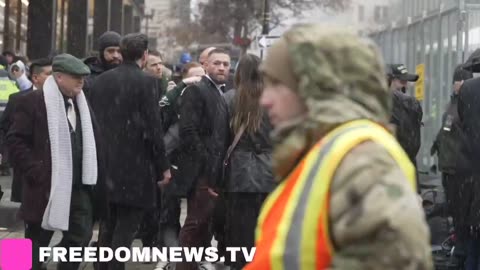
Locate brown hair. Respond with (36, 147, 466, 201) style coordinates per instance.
(149, 50, 163, 59)
(231, 54, 263, 135)
(181, 62, 202, 78)
(208, 48, 229, 57)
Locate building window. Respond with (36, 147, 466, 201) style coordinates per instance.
(358, 5, 364, 22)
(374, 6, 382, 23)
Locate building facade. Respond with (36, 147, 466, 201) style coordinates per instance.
(0, 0, 28, 55)
(143, 0, 191, 58)
(0, 0, 144, 60)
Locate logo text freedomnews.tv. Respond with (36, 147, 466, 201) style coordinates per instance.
(0, 239, 256, 269)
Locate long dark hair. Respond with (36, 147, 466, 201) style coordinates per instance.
(232, 54, 263, 135)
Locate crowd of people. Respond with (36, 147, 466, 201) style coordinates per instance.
(5, 22, 480, 270)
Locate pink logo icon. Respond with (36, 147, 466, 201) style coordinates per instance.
(0, 239, 32, 270)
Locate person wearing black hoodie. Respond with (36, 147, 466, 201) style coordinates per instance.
(457, 61, 480, 270)
(431, 65, 473, 267)
(83, 31, 122, 100)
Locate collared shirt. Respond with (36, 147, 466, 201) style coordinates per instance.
(61, 94, 83, 187)
(205, 75, 226, 95)
(62, 95, 79, 132)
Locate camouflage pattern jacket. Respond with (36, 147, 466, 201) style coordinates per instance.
(265, 25, 433, 270)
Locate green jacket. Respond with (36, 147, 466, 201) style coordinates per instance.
(160, 81, 187, 131)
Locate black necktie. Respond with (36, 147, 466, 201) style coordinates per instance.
(67, 99, 76, 132)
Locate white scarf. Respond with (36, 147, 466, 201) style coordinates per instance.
(41, 75, 98, 231)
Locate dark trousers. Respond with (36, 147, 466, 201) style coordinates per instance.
(442, 172, 473, 241)
(138, 191, 163, 248)
(138, 186, 181, 248)
(223, 192, 268, 270)
(467, 239, 480, 270)
(0, 148, 10, 175)
(158, 187, 181, 248)
(25, 186, 94, 270)
(176, 177, 216, 270)
(96, 203, 146, 270)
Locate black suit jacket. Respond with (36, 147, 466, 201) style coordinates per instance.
(176, 76, 229, 196)
(0, 88, 33, 150)
(0, 87, 32, 202)
(458, 77, 480, 172)
(89, 62, 169, 209)
(6, 89, 107, 223)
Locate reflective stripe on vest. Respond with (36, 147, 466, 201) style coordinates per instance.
(245, 119, 416, 270)
(0, 78, 19, 102)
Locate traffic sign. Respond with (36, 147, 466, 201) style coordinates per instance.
(257, 35, 280, 49)
(259, 36, 268, 48)
(415, 64, 425, 101)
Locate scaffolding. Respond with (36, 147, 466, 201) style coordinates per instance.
(371, 0, 480, 171)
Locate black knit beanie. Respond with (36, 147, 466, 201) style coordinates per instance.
(453, 64, 473, 82)
(98, 31, 121, 64)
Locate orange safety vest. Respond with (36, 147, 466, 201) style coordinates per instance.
(244, 120, 416, 270)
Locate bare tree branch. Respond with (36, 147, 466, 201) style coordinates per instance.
(167, 0, 351, 50)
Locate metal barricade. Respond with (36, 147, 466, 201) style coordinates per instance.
(370, 0, 480, 171)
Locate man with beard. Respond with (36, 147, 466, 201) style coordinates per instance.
(175, 49, 230, 270)
(457, 62, 480, 269)
(387, 64, 423, 168)
(431, 65, 473, 267)
(199, 47, 216, 70)
(83, 31, 122, 100)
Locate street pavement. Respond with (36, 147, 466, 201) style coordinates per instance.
(0, 170, 446, 269)
(0, 174, 227, 270)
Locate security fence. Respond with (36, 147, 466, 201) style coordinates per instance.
(371, 0, 480, 171)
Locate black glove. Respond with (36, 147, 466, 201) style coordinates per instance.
(430, 141, 438, 156)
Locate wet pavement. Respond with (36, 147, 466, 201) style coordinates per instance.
(1, 171, 447, 269)
(0, 174, 228, 270)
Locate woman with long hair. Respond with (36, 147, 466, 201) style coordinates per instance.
(222, 54, 276, 270)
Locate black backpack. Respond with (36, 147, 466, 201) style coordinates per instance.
(391, 91, 423, 162)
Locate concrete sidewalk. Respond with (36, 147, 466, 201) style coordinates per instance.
(0, 176, 226, 270)
(0, 174, 22, 229)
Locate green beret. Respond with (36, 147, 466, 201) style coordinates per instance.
(52, 54, 91, 76)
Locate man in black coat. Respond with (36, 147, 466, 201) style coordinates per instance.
(459, 72, 480, 176)
(387, 64, 423, 164)
(0, 57, 52, 202)
(90, 33, 170, 270)
(174, 48, 230, 270)
(457, 64, 480, 268)
(7, 54, 105, 270)
(432, 65, 473, 264)
(459, 70, 480, 167)
(83, 31, 122, 100)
